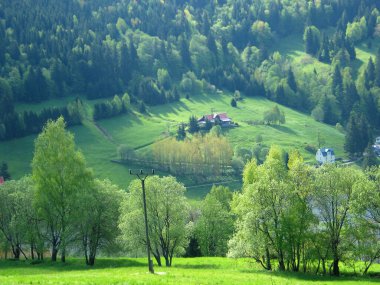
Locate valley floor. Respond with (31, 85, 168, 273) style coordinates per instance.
(0, 257, 379, 285)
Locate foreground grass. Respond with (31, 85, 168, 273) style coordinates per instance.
(0, 257, 379, 285)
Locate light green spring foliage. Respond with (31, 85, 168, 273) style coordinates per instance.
(195, 186, 233, 256)
(0, 177, 36, 257)
(32, 117, 93, 255)
(119, 176, 190, 266)
(78, 179, 125, 264)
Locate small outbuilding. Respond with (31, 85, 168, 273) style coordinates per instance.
(316, 148, 335, 164)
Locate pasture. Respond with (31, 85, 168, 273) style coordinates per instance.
(2, 92, 345, 197)
(0, 257, 379, 285)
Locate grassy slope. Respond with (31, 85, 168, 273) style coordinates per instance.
(1, 93, 345, 198)
(0, 258, 378, 285)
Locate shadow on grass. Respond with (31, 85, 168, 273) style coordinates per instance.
(174, 264, 220, 270)
(0, 258, 146, 273)
(269, 124, 297, 135)
(239, 268, 380, 283)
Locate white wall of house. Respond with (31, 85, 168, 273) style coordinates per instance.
(316, 149, 335, 164)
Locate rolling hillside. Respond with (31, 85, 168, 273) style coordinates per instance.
(2, 91, 345, 198)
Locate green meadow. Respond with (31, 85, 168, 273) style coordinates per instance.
(2, 92, 345, 197)
(0, 258, 379, 285)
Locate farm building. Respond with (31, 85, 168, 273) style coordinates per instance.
(316, 148, 335, 164)
(198, 113, 232, 127)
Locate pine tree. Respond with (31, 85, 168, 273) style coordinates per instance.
(176, 124, 186, 141)
(188, 116, 199, 134)
(0, 162, 11, 180)
(318, 34, 330, 63)
(332, 65, 343, 103)
(286, 67, 297, 92)
(364, 57, 375, 89)
(374, 48, 380, 87)
(345, 112, 371, 157)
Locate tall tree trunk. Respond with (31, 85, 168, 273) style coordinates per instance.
(265, 247, 272, 270)
(332, 257, 339, 276)
(12, 246, 20, 260)
(331, 241, 340, 276)
(278, 250, 285, 271)
(31, 244, 35, 260)
(322, 258, 326, 275)
(51, 246, 58, 262)
(61, 247, 66, 263)
(152, 249, 161, 266)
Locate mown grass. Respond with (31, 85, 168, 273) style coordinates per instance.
(0, 257, 379, 285)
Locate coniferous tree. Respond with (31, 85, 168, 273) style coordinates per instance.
(374, 48, 380, 87)
(188, 115, 199, 134)
(318, 34, 330, 63)
(0, 162, 11, 180)
(286, 68, 297, 92)
(345, 111, 371, 157)
(176, 123, 186, 141)
(365, 57, 375, 89)
(332, 65, 343, 103)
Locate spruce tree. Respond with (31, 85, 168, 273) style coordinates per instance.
(0, 162, 11, 180)
(365, 57, 375, 89)
(375, 48, 380, 87)
(287, 68, 297, 92)
(188, 116, 199, 134)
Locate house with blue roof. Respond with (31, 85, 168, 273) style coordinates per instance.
(316, 148, 335, 164)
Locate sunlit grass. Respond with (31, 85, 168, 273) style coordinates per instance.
(0, 257, 378, 285)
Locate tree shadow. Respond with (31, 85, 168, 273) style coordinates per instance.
(269, 124, 297, 135)
(174, 263, 220, 270)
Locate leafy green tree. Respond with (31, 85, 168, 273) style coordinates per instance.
(32, 117, 93, 262)
(313, 165, 365, 276)
(120, 176, 189, 267)
(195, 186, 233, 256)
(122, 92, 131, 111)
(0, 177, 40, 260)
(230, 146, 289, 271)
(263, 105, 285, 125)
(78, 179, 124, 265)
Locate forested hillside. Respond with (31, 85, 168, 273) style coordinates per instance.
(0, 0, 380, 155)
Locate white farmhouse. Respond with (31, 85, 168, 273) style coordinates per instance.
(316, 148, 335, 164)
(375, 137, 380, 145)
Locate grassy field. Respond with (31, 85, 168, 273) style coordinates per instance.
(2, 92, 345, 198)
(0, 257, 379, 285)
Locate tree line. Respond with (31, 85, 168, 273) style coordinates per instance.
(0, 96, 83, 141)
(152, 130, 233, 179)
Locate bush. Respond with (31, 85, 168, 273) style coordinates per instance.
(304, 144, 317, 154)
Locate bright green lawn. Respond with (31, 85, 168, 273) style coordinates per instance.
(0, 257, 379, 285)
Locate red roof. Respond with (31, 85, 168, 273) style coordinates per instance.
(198, 113, 231, 122)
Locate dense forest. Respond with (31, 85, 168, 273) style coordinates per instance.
(0, 0, 380, 155)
